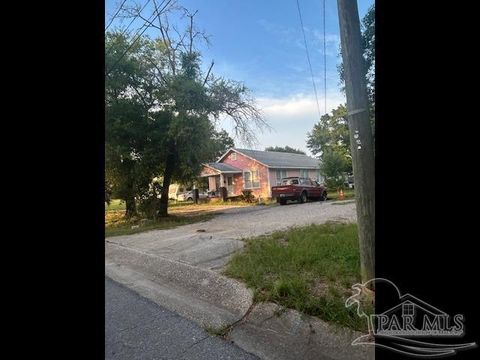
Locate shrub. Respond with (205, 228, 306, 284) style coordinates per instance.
(240, 189, 255, 203)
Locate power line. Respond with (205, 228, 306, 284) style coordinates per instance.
(106, 0, 172, 76)
(322, 0, 327, 115)
(295, 0, 322, 120)
(105, 0, 128, 31)
(105, 0, 153, 57)
(119, 0, 152, 37)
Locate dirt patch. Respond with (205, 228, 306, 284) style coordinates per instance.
(311, 278, 330, 298)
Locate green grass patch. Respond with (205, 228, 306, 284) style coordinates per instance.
(105, 199, 126, 211)
(105, 213, 213, 237)
(224, 223, 370, 331)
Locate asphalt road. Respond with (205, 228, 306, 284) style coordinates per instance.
(105, 276, 258, 360)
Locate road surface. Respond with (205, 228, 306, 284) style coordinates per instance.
(105, 276, 258, 360)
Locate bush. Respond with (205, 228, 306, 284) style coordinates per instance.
(138, 181, 162, 219)
(240, 189, 255, 203)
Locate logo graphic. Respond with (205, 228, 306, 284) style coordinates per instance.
(345, 278, 477, 357)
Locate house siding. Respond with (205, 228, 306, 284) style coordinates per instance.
(208, 176, 217, 191)
(222, 150, 270, 199)
(269, 168, 322, 185)
(202, 150, 322, 199)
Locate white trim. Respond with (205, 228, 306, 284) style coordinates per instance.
(243, 170, 261, 190)
(216, 148, 236, 163)
(267, 169, 271, 197)
(201, 163, 242, 175)
(275, 169, 289, 185)
(217, 148, 270, 168)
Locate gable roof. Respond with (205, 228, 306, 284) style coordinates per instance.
(219, 148, 320, 169)
(204, 162, 243, 173)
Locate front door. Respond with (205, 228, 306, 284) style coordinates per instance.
(226, 175, 234, 196)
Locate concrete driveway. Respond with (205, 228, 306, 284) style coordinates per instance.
(105, 201, 372, 360)
(106, 201, 356, 271)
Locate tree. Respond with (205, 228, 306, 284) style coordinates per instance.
(264, 146, 306, 154)
(106, 2, 266, 218)
(306, 104, 352, 173)
(105, 32, 160, 218)
(208, 129, 235, 161)
(319, 150, 350, 189)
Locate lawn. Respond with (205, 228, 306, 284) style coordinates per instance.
(105, 198, 260, 237)
(224, 222, 371, 332)
(105, 211, 213, 237)
(105, 198, 263, 212)
(106, 199, 126, 211)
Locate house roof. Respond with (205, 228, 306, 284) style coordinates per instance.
(228, 148, 320, 169)
(204, 162, 243, 173)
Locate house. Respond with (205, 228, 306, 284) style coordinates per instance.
(200, 148, 322, 199)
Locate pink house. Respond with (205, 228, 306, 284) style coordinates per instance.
(200, 148, 322, 199)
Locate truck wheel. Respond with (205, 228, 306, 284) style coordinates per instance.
(299, 191, 307, 204)
(320, 191, 327, 201)
(187, 197, 193, 201)
(279, 199, 287, 205)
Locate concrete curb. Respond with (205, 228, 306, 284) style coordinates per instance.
(105, 241, 253, 328)
(229, 303, 373, 360)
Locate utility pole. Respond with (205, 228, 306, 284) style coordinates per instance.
(337, 0, 375, 284)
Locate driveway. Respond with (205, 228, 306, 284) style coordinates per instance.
(105, 201, 366, 360)
(106, 201, 356, 271)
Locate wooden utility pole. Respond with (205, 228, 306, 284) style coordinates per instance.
(337, 0, 375, 284)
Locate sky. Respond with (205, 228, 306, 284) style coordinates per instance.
(106, 0, 374, 155)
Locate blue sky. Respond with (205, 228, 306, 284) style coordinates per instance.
(106, 0, 374, 154)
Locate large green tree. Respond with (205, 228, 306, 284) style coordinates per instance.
(307, 104, 351, 170)
(106, 3, 265, 218)
(307, 104, 352, 188)
(208, 129, 235, 161)
(105, 33, 160, 217)
(264, 146, 306, 155)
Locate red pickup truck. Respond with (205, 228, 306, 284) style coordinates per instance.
(271, 177, 327, 205)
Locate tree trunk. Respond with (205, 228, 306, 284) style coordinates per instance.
(337, 0, 375, 285)
(125, 196, 137, 218)
(158, 151, 175, 217)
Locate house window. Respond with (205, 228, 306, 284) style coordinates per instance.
(275, 170, 288, 185)
(316, 170, 322, 182)
(300, 169, 309, 178)
(403, 303, 414, 316)
(230, 152, 237, 160)
(244, 170, 260, 189)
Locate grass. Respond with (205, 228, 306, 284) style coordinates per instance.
(224, 222, 371, 332)
(105, 211, 213, 237)
(106, 199, 126, 211)
(105, 197, 260, 237)
(204, 324, 231, 337)
(105, 198, 259, 212)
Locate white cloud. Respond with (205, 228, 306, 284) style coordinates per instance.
(258, 92, 344, 119)
(218, 91, 345, 155)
